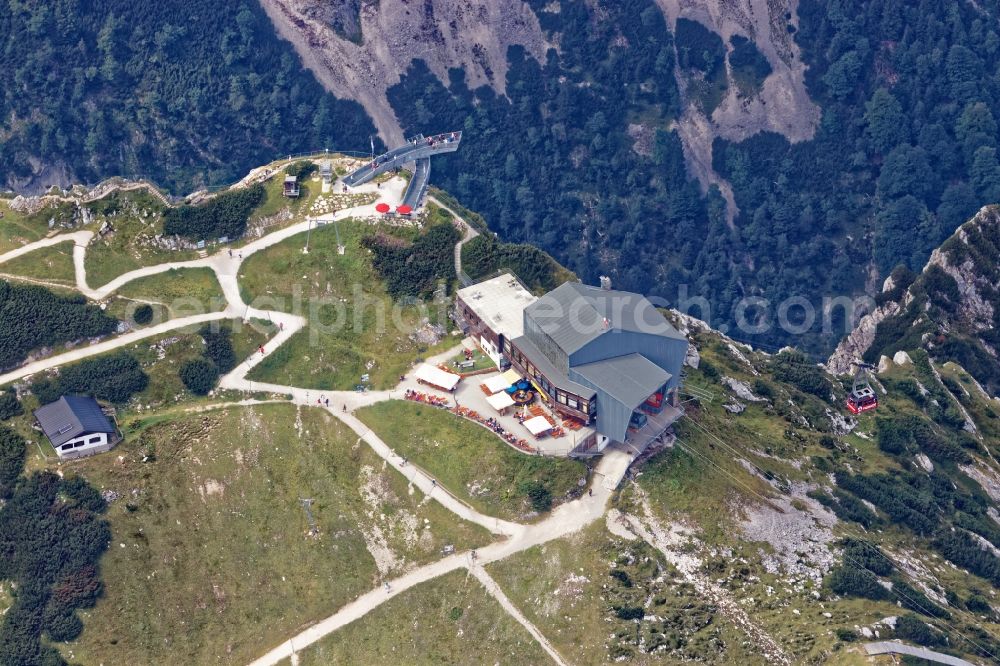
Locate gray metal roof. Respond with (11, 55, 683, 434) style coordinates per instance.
(510, 334, 593, 398)
(33, 396, 115, 446)
(524, 282, 684, 356)
(572, 354, 670, 409)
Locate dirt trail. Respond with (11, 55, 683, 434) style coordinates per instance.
(470, 566, 568, 666)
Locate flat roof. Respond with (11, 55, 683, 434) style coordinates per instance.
(457, 273, 537, 340)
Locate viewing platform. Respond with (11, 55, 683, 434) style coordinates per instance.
(343, 131, 462, 188)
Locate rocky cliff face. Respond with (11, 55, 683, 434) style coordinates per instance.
(259, 0, 551, 146)
(828, 205, 1000, 391)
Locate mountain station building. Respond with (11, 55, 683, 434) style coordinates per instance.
(456, 274, 688, 453)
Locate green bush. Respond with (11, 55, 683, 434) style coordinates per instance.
(770, 350, 830, 398)
(199, 325, 236, 373)
(826, 564, 890, 601)
(613, 605, 644, 621)
(179, 358, 219, 396)
(363, 223, 460, 298)
(841, 538, 893, 576)
(0, 389, 22, 421)
(133, 304, 154, 325)
(285, 160, 316, 178)
(894, 614, 941, 646)
(0, 471, 109, 663)
(835, 628, 859, 642)
(162, 184, 265, 240)
(728, 35, 772, 89)
(38, 353, 149, 405)
(461, 235, 570, 293)
(519, 480, 553, 513)
(675, 18, 725, 76)
(0, 427, 26, 499)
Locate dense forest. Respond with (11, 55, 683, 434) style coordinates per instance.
(0, 282, 118, 371)
(0, 0, 378, 192)
(383, 0, 1000, 354)
(0, 428, 110, 665)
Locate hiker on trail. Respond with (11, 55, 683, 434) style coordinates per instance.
(384, 582, 390, 593)
(228, 248, 232, 257)
(325, 398, 330, 407)
(279, 322, 284, 331)
(258, 345, 265, 355)
(588, 488, 593, 497)
(342, 404, 347, 412)
(430, 479, 437, 488)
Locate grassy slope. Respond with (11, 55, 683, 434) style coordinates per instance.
(356, 401, 588, 522)
(487, 522, 770, 665)
(113, 267, 228, 317)
(242, 219, 460, 390)
(0, 243, 76, 285)
(59, 404, 489, 665)
(295, 570, 549, 665)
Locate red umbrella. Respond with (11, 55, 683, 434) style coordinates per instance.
(396, 204, 413, 214)
(375, 202, 390, 213)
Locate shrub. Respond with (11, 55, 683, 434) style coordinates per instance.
(519, 480, 553, 513)
(0, 389, 22, 421)
(835, 628, 859, 642)
(826, 563, 890, 601)
(285, 160, 316, 178)
(753, 378, 774, 399)
(610, 569, 633, 587)
(614, 605, 644, 621)
(461, 235, 571, 292)
(729, 35, 772, 89)
(841, 538, 893, 576)
(770, 350, 830, 398)
(675, 18, 725, 76)
(199, 325, 236, 373)
(363, 222, 460, 298)
(162, 184, 265, 240)
(48, 353, 149, 404)
(965, 593, 991, 614)
(0, 427, 26, 499)
(133, 304, 154, 325)
(179, 358, 219, 396)
(44, 611, 83, 643)
(894, 614, 941, 646)
(891, 577, 949, 618)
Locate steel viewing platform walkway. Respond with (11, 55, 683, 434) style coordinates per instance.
(343, 131, 462, 210)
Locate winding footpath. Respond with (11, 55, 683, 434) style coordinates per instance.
(0, 178, 787, 665)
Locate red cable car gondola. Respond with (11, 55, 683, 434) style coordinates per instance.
(846, 361, 879, 414)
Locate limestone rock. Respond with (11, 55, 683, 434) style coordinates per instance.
(892, 350, 912, 366)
